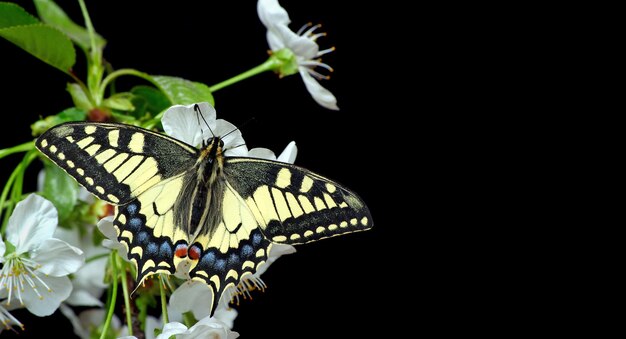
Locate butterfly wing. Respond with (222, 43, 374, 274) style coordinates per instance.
(223, 157, 373, 244)
(36, 122, 200, 280)
(36, 122, 199, 204)
(187, 180, 274, 314)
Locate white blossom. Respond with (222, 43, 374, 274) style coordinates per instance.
(0, 194, 84, 317)
(258, 0, 339, 110)
(156, 314, 239, 339)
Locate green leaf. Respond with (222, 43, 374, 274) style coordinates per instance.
(151, 75, 215, 106)
(130, 85, 171, 119)
(0, 23, 76, 73)
(103, 93, 135, 111)
(67, 83, 93, 110)
(31, 107, 86, 135)
(0, 2, 39, 27)
(41, 158, 78, 223)
(33, 0, 106, 51)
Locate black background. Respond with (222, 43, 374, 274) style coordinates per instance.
(1, 1, 399, 337)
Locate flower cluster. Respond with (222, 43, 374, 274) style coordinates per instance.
(0, 0, 338, 337)
(0, 0, 339, 339)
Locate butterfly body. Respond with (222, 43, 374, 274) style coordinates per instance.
(36, 121, 372, 314)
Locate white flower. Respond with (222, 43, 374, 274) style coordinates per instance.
(162, 102, 248, 156)
(249, 140, 298, 164)
(156, 315, 239, 339)
(54, 226, 108, 307)
(0, 302, 23, 333)
(169, 243, 295, 323)
(0, 194, 84, 316)
(258, 0, 339, 110)
(168, 281, 238, 329)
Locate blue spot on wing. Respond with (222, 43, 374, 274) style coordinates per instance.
(159, 242, 172, 257)
(228, 253, 240, 266)
(201, 251, 216, 266)
(241, 244, 253, 258)
(146, 243, 158, 256)
(126, 203, 138, 215)
(137, 232, 149, 244)
(252, 232, 263, 246)
(214, 259, 226, 272)
(128, 217, 142, 230)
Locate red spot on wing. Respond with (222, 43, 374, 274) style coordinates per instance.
(189, 244, 202, 260)
(175, 243, 188, 258)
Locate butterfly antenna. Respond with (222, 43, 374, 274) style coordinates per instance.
(221, 117, 256, 139)
(220, 143, 247, 156)
(194, 104, 215, 146)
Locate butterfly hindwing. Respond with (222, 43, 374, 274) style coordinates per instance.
(188, 182, 272, 314)
(223, 158, 373, 245)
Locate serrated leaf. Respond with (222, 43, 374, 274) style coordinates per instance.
(130, 85, 171, 119)
(33, 0, 106, 51)
(0, 23, 76, 73)
(42, 159, 78, 222)
(0, 2, 39, 27)
(151, 75, 215, 106)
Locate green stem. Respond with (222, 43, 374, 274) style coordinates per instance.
(209, 58, 279, 92)
(159, 276, 169, 324)
(119, 258, 133, 336)
(0, 141, 34, 160)
(98, 69, 151, 104)
(77, 0, 97, 59)
(86, 252, 110, 264)
(0, 151, 37, 234)
(77, 0, 103, 105)
(100, 252, 119, 339)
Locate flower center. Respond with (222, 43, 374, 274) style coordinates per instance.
(0, 253, 52, 307)
(296, 22, 335, 80)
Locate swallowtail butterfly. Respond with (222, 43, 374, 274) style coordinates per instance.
(35, 105, 372, 314)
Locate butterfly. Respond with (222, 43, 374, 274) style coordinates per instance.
(35, 104, 372, 314)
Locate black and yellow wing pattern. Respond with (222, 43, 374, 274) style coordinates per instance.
(36, 121, 372, 314)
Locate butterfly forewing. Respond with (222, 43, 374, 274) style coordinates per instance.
(36, 122, 198, 204)
(223, 158, 373, 244)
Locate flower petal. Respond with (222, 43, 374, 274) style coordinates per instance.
(214, 306, 238, 330)
(32, 238, 84, 276)
(190, 316, 240, 339)
(248, 147, 276, 160)
(257, 0, 291, 28)
(255, 243, 296, 276)
(268, 24, 319, 59)
(6, 194, 58, 254)
(97, 216, 130, 262)
(79, 309, 122, 337)
(59, 304, 88, 339)
(64, 289, 103, 307)
(298, 70, 339, 110)
(20, 275, 72, 316)
(156, 322, 188, 339)
(215, 119, 248, 157)
(169, 281, 214, 320)
(277, 141, 298, 164)
(162, 102, 216, 147)
(266, 30, 286, 51)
